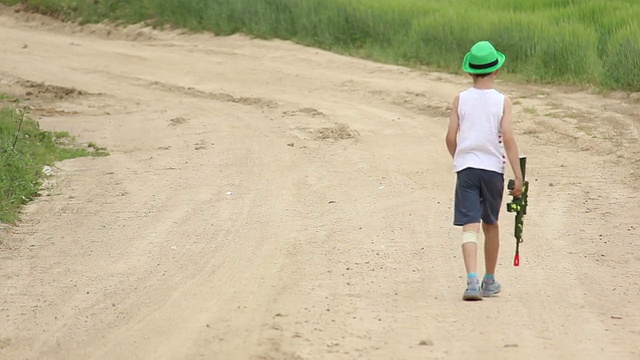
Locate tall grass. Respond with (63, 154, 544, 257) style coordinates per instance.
(5, 0, 640, 90)
(0, 103, 103, 224)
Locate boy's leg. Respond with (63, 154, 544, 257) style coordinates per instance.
(461, 225, 482, 301)
(482, 222, 499, 276)
(462, 223, 481, 275)
(481, 222, 502, 297)
(454, 168, 483, 300)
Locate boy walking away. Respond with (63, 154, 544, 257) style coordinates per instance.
(445, 41, 523, 301)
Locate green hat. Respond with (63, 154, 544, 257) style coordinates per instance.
(462, 41, 506, 74)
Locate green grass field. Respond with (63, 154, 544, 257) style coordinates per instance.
(0, 101, 106, 224)
(4, 0, 640, 91)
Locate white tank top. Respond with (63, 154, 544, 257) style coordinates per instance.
(453, 87, 506, 174)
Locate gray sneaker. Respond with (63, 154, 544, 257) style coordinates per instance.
(463, 278, 483, 301)
(481, 278, 501, 297)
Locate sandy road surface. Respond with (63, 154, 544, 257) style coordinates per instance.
(1, 6, 639, 360)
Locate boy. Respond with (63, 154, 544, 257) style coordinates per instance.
(445, 41, 523, 301)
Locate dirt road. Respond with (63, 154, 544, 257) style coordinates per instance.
(1, 6, 639, 360)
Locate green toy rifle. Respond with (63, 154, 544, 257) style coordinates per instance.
(506, 156, 529, 267)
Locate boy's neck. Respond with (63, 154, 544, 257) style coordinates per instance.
(472, 77, 496, 90)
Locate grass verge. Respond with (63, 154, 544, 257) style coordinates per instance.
(3, 0, 640, 91)
(0, 98, 107, 224)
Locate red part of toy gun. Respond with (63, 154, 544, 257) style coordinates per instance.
(506, 156, 529, 266)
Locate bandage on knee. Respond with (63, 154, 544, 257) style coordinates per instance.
(462, 231, 479, 245)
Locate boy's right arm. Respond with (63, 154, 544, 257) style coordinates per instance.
(445, 95, 460, 158)
(500, 96, 524, 197)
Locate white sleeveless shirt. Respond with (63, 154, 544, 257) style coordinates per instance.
(453, 87, 506, 174)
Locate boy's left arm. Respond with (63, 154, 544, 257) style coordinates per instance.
(445, 95, 460, 158)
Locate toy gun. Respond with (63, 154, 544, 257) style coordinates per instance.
(506, 156, 529, 267)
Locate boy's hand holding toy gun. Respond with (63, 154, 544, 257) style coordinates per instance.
(506, 156, 529, 267)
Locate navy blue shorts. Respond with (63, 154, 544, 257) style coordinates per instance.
(454, 167, 504, 226)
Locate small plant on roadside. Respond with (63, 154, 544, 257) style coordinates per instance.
(87, 141, 109, 157)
